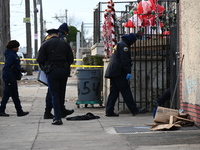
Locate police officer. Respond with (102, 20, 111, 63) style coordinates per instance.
(43, 23, 74, 119)
(37, 29, 74, 125)
(105, 33, 145, 117)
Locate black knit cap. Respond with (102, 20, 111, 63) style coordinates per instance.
(58, 23, 69, 33)
(6, 40, 20, 49)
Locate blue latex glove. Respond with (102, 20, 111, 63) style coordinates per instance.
(126, 74, 132, 80)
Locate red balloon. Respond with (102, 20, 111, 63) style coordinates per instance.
(123, 20, 134, 28)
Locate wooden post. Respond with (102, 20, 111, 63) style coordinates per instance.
(25, 0, 33, 75)
(33, 0, 38, 71)
(0, 0, 10, 96)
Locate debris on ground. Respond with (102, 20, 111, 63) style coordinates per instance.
(150, 106, 194, 131)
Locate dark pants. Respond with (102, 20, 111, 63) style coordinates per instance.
(106, 75, 138, 115)
(156, 88, 171, 106)
(0, 80, 23, 113)
(153, 88, 171, 118)
(45, 87, 68, 114)
(45, 88, 53, 113)
(47, 67, 69, 120)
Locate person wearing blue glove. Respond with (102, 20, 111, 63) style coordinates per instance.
(105, 33, 146, 117)
(126, 74, 132, 80)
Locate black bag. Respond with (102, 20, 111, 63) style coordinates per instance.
(43, 61, 54, 74)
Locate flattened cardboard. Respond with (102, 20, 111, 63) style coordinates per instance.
(154, 106, 179, 123)
(150, 123, 181, 131)
(173, 116, 194, 127)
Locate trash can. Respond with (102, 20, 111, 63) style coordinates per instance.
(76, 68, 103, 108)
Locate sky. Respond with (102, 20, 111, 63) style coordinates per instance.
(10, 0, 133, 50)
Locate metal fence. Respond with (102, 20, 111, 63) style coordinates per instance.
(95, 0, 179, 111)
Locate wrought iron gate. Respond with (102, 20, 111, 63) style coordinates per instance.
(94, 0, 179, 112)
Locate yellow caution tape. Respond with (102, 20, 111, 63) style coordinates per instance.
(21, 58, 83, 61)
(74, 59, 83, 61)
(21, 58, 36, 61)
(0, 58, 103, 68)
(0, 62, 103, 68)
(70, 65, 103, 68)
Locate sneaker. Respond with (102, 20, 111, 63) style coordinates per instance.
(132, 108, 146, 116)
(52, 120, 63, 125)
(0, 112, 9, 117)
(17, 111, 29, 117)
(105, 112, 119, 117)
(44, 112, 54, 119)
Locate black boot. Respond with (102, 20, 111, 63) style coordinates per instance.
(61, 109, 74, 118)
(44, 112, 54, 119)
(17, 111, 29, 117)
(44, 108, 54, 119)
(0, 112, 9, 117)
(52, 119, 63, 125)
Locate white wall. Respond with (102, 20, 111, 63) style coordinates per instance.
(181, 0, 200, 105)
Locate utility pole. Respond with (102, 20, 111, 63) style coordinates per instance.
(65, 9, 68, 24)
(0, 0, 10, 96)
(33, 0, 38, 70)
(81, 22, 84, 47)
(39, 0, 44, 43)
(25, 0, 32, 75)
(53, 9, 68, 24)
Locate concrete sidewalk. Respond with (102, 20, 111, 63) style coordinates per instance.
(0, 71, 199, 150)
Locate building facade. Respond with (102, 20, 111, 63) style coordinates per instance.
(180, 0, 200, 126)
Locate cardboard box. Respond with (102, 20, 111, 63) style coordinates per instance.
(151, 115, 194, 131)
(154, 106, 179, 123)
(174, 116, 194, 127)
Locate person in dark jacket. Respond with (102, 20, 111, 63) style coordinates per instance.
(37, 29, 74, 125)
(43, 24, 74, 120)
(58, 23, 69, 42)
(0, 40, 29, 117)
(43, 23, 69, 42)
(105, 33, 145, 117)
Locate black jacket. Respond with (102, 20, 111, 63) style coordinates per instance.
(36, 36, 74, 72)
(2, 49, 22, 83)
(105, 34, 137, 78)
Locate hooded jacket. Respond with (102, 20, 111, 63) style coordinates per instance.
(2, 49, 22, 83)
(105, 33, 137, 78)
(58, 23, 69, 42)
(58, 23, 69, 33)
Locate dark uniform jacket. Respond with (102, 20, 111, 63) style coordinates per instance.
(2, 49, 22, 83)
(105, 34, 137, 78)
(36, 36, 74, 75)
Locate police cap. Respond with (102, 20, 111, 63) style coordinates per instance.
(46, 29, 59, 35)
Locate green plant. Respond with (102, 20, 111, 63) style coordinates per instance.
(83, 55, 104, 66)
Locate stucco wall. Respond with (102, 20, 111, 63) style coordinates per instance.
(181, 1, 200, 105)
(181, 0, 200, 126)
